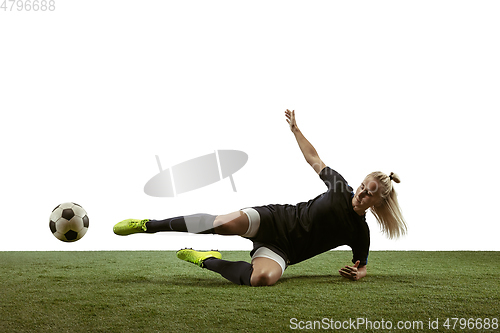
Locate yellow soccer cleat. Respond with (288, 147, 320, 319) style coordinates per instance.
(113, 219, 149, 235)
(176, 248, 221, 268)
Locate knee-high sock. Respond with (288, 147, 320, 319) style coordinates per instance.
(145, 214, 216, 234)
(203, 258, 253, 286)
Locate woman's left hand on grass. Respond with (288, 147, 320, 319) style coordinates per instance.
(339, 260, 361, 281)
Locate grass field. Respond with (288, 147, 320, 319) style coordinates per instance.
(1, 251, 499, 332)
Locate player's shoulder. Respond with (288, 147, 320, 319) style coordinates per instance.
(319, 166, 348, 184)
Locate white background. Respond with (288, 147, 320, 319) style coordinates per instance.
(1, 0, 499, 252)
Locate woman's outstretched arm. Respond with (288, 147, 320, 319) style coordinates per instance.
(285, 109, 326, 174)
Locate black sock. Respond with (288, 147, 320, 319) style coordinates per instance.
(145, 216, 186, 233)
(203, 258, 253, 286)
(145, 214, 216, 234)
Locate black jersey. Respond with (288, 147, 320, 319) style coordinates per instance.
(250, 167, 370, 266)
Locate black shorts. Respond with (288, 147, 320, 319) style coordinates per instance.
(241, 206, 291, 268)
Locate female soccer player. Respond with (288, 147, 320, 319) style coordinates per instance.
(113, 110, 406, 286)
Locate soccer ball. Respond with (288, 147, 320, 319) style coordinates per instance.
(49, 202, 89, 242)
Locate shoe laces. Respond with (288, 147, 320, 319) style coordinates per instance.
(129, 219, 148, 231)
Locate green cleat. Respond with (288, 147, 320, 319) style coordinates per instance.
(113, 219, 149, 235)
(176, 248, 221, 268)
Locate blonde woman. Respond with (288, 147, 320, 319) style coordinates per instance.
(113, 110, 407, 286)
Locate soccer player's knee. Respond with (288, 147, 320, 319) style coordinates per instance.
(250, 271, 277, 287)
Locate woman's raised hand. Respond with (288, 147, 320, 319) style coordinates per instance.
(285, 109, 298, 132)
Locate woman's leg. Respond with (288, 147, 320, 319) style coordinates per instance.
(250, 257, 283, 286)
(202, 257, 254, 286)
(213, 210, 249, 235)
(146, 213, 217, 234)
(175, 209, 284, 287)
(114, 207, 258, 236)
(195, 254, 283, 287)
(199, 245, 285, 287)
(145, 210, 250, 235)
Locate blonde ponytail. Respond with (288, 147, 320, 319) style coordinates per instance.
(388, 172, 401, 184)
(367, 171, 406, 239)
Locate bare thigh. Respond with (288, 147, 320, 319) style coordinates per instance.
(213, 211, 249, 235)
(250, 257, 283, 286)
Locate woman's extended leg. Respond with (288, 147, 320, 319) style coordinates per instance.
(113, 211, 250, 236)
(147, 210, 250, 235)
(213, 211, 249, 235)
(115, 208, 285, 287)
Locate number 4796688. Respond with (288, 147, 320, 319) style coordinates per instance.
(1, 0, 55, 11)
(443, 318, 498, 330)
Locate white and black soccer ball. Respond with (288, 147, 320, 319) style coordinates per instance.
(49, 202, 89, 242)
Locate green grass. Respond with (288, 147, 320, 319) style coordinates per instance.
(1, 251, 499, 332)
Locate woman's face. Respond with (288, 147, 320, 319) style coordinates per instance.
(352, 177, 382, 214)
